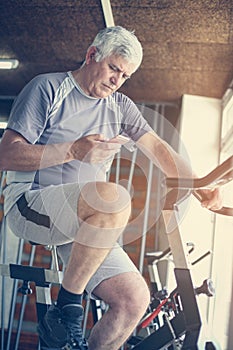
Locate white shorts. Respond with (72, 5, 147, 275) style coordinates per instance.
(6, 182, 139, 295)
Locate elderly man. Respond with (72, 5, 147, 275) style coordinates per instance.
(0, 26, 222, 350)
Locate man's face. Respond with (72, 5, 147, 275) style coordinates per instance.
(84, 50, 138, 98)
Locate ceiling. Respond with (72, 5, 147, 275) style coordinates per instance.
(0, 0, 233, 107)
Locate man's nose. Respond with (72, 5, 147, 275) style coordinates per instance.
(110, 74, 121, 86)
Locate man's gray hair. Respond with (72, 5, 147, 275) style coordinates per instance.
(90, 26, 143, 68)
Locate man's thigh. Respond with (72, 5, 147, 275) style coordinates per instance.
(6, 182, 84, 245)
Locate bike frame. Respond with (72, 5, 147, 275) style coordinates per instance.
(131, 156, 233, 350)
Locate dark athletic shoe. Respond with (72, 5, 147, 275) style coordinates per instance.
(38, 303, 88, 350)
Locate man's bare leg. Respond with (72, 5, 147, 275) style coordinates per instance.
(37, 181, 132, 348)
(88, 272, 150, 350)
(62, 181, 132, 294)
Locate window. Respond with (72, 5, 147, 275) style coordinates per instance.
(221, 89, 233, 156)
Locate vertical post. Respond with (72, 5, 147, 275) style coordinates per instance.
(162, 210, 203, 348)
(6, 238, 24, 350)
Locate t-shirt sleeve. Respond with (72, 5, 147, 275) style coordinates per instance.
(119, 94, 153, 141)
(6, 75, 53, 144)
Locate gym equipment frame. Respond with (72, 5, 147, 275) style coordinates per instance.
(130, 155, 233, 350)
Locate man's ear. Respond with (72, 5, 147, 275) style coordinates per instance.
(86, 46, 97, 64)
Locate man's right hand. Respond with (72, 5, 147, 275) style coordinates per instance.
(70, 134, 121, 164)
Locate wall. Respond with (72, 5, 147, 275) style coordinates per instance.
(215, 92, 233, 350)
(178, 94, 228, 347)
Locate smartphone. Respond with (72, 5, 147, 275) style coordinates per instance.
(108, 135, 130, 145)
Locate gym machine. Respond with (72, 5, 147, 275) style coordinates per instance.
(128, 155, 233, 350)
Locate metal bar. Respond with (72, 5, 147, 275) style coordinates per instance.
(36, 286, 52, 349)
(51, 245, 59, 271)
(0, 171, 6, 350)
(83, 295, 91, 338)
(115, 151, 121, 184)
(36, 286, 52, 307)
(164, 155, 233, 216)
(131, 312, 185, 349)
(166, 155, 233, 189)
(14, 244, 36, 350)
(127, 148, 138, 192)
(1, 262, 63, 283)
(139, 159, 154, 274)
(6, 238, 24, 350)
(162, 210, 191, 269)
(0, 218, 7, 350)
(154, 104, 162, 252)
(161, 210, 206, 348)
(100, 0, 115, 27)
(9, 264, 63, 285)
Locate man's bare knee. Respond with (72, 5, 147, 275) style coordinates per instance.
(117, 277, 150, 321)
(95, 272, 150, 323)
(74, 182, 131, 248)
(78, 182, 131, 221)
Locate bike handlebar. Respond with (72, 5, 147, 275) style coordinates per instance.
(166, 156, 233, 189)
(164, 155, 233, 216)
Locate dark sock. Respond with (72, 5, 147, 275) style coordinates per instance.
(57, 285, 83, 308)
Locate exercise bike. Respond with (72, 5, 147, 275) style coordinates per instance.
(127, 155, 233, 350)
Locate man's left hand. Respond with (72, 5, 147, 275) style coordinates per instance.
(199, 188, 223, 211)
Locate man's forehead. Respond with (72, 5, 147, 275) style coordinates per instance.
(107, 54, 138, 73)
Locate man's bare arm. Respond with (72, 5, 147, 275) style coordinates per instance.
(136, 131, 193, 178)
(136, 131, 222, 210)
(0, 129, 121, 171)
